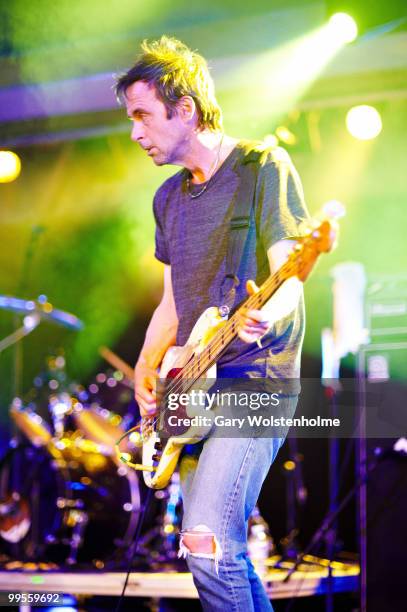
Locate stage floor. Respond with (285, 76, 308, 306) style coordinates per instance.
(0, 555, 359, 601)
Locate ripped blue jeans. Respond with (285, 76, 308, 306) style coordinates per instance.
(179, 433, 286, 612)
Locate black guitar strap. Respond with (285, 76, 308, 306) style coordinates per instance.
(219, 147, 267, 315)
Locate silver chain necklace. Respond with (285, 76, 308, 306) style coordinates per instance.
(186, 133, 224, 199)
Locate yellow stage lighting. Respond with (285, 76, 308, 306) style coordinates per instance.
(346, 105, 382, 140)
(328, 13, 358, 44)
(263, 134, 279, 148)
(275, 126, 297, 146)
(0, 151, 21, 183)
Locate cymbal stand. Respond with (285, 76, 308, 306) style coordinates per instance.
(0, 315, 41, 354)
(13, 225, 46, 398)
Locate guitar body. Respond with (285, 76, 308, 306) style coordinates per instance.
(141, 307, 226, 489)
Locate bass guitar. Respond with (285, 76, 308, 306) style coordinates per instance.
(118, 219, 337, 489)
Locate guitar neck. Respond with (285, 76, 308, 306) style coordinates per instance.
(178, 257, 297, 383)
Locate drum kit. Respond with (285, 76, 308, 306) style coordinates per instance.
(0, 295, 182, 570)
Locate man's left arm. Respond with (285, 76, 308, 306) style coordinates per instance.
(237, 147, 310, 345)
(237, 239, 302, 344)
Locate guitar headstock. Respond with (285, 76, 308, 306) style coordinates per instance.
(290, 220, 338, 282)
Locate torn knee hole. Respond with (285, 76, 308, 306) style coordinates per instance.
(178, 524, 222, 571)
(182, 528, 216, 554)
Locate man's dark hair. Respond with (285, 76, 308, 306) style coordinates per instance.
(115, 36, 223, 131)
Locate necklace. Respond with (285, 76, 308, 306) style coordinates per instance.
(186, 133, 224, 199)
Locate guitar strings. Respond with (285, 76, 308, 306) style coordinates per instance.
(145, 237, 317, 431)
(144, 264, 291, 432)
(160, 257, 297, 403)
(141, 225, 327, 435)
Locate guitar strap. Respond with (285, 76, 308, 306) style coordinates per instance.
(219, 146, 268, 314)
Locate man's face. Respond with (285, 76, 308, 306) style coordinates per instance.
(125, 80, 189, 166)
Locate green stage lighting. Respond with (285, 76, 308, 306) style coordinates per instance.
(328, 12, 358, 43)
(346, 105, 382, 140)
(326, 1, 407, 36)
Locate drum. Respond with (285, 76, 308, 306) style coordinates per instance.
(0, 444, 140, 567)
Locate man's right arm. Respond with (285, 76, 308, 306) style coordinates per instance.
(135, 264, 178, 417)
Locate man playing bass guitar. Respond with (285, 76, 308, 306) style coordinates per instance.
(116, 35, 310, 612)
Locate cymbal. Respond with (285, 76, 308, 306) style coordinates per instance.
(74, 408, 124, 450)
(0, 295, 83, 330)
(9, 402, 52, 448)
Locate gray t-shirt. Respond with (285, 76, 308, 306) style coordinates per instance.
(153, 141, 310, 380)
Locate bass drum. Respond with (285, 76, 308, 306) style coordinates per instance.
(0, 444, 140, 567)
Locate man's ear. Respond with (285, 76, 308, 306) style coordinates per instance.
(176, 96, 196, 123)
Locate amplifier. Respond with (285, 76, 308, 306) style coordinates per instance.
(366, 276, 407, 339)
(357, 342, 407, 612)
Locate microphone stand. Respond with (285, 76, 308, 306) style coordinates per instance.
(321, 329, 342, 612)
(283, 454, 380, 583)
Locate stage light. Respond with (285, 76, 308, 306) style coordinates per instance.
(326, 0, 407, 35)
(328, 13, 358, 43)
(222, 14, 360, 133)
(275, 126, 297, 146)
(263, 134, 279, 148)
(346, 105, 382, 140)
(0, 150, 21, 183)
